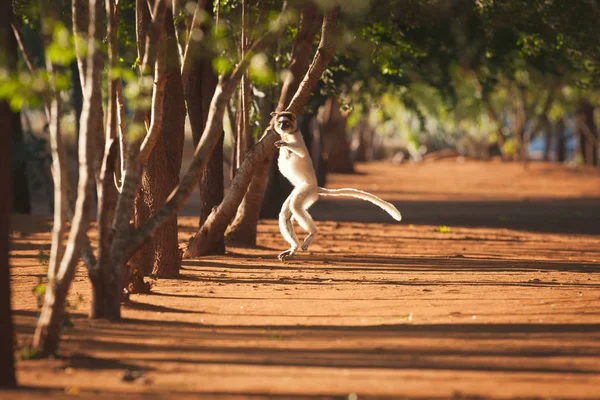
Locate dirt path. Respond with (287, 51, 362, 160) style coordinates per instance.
(5, 160, 600, 399)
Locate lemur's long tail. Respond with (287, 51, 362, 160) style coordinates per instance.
(317, 187, 402, 222)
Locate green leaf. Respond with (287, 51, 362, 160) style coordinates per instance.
(212, 57, 232, 75)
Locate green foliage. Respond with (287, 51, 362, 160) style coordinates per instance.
(45, 22, 77, 67)
(249, 53, 276, 86)
(32, 278, 46, 309)
(212, 56, 233, 75)
(5, 0, 599, 165)
(18, 346, 42, 360)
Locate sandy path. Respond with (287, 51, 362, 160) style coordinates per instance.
(5, 160, 600, 399)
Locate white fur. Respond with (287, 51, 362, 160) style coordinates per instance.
(273, 112, 402, 260)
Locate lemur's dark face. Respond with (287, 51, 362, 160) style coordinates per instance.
(271, 112, 297, 134)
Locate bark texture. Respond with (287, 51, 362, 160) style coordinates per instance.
(133, 7, 185, 279)
(186, 7, 338, 256)
(226, 4, 321, 245)
(107, 2, 289, 318)
(127, 6, 292, 260)
(185, 0, 224, 244)
(123, 0, 168, 291)
(0, 3, 17, 385)
(34, 0, 105, 355)
(108, 0, 170, 318)
(73, 0, 105, 179)
(91, 0, 121, 318)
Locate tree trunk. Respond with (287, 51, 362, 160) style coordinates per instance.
(32, 0, 69, 354)
(73, 0, 105, 183)
(225, 4, 321, 245)
(483, 97, 508, 161)
(0, 105, 16, 387)
(186, 8, 338, 256)
(543, 116, 552, 162)
(353, 118, 369, 162)
(91, 0, 121, 318)
(11, 109, 30, 214)
(70, 60, 84, 143)
(0, 2, 17, 385)
(576, 100, 598, 166)
(34, 0, 104, 355)
(556, 118, 566, 163)
(235, 0, 252, 171)
(322, 96, 354, 173)
(133, 7, 184, 279)
(185, 0, 224, 245)
(122, 4, 291, 267)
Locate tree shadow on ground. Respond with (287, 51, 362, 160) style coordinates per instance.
(13, 312, 600, 376)
(310, 197, 600, 235)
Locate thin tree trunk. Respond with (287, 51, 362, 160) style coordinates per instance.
(322, 96, 354, 173)
(483, 96, 508, 161)
(91, 0, 121, 318)
(542, 116, 552, 162)
(34, 0, 104, 355)
(186, 7, 338, 256)
(556, 118, 566, 163)
(353, 118, 369, 162)
(523, 85, 557, 166)
(11, 109, 31, 214)
(185, 0, 224, 239)
(70, 60, 84, 143)
(236, 0, 252, 171)
(0, 102, 16, 386)
(0, 2, 17, 386)
(228, 100, 238, 180)
(576, 100, 598, 166)
(73, 0, 105, 182)
(195, 89, 224, 230)
(124, 0, 153, 292)
(226, 4, 320, 245)
(108, 0, 172, 318)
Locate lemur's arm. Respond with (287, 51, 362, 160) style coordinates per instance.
(275, 140, 308, 158)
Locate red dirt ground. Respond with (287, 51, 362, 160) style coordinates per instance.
(4, 160, 600, 399)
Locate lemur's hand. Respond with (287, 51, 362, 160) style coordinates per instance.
(274, 141, 287, 148)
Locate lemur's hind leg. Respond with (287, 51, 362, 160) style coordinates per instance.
(300, 195, 318, 251)
(278, 193, 300, 260)
(290, 187, 319, 252)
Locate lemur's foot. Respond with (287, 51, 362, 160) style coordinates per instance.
(301, 233, 314, 251)
(278, 247, 297, 261)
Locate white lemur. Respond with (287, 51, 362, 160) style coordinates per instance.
(272, 111, 402, 260)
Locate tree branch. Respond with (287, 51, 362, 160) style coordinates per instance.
(10, 20, 50, 118)
(525, 85, 557, 140)
(180, 0, 207, 87)
(126, 4, 290, 256)
(140, 0, 167, 74)
(286, 7, 339, 116)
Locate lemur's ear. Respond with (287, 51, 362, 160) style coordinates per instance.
(270, 112, 277, 117)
